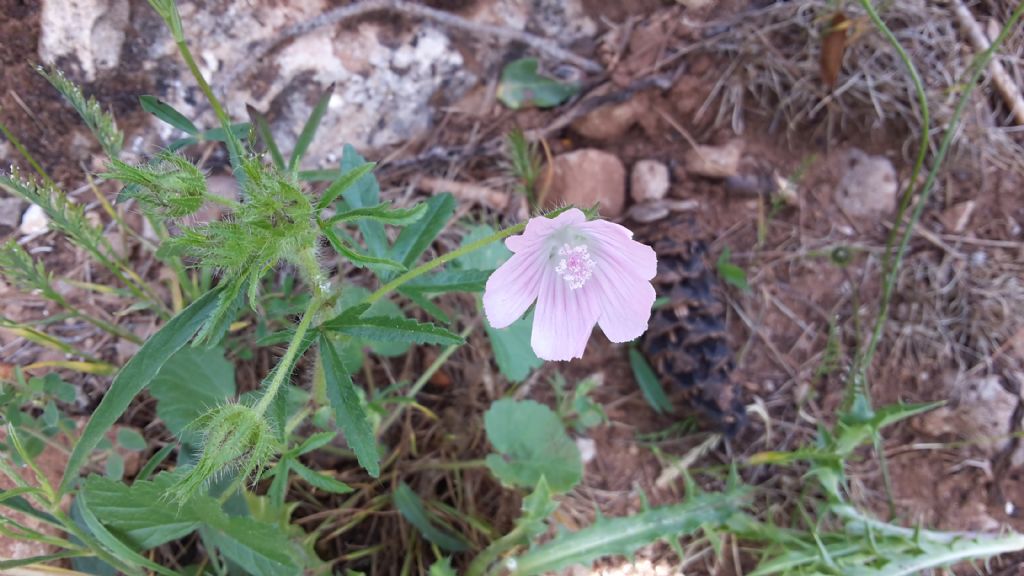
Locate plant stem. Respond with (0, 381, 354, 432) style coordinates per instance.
(364, 221, 527, 306)
(845, 0, 930, 411)
(175, 40, 246, 174)
(253, 295, 322, 417)
(466, 521, 531, 576)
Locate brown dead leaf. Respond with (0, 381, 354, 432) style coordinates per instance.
(820, 12, 849, 90)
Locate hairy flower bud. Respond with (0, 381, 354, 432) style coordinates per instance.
(105, 152, 208, 217)
(166, 403, 277, 503)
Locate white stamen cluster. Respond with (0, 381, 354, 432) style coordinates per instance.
(554, 244, 595, 289)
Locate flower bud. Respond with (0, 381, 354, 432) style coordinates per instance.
(166, 403, 277, 503)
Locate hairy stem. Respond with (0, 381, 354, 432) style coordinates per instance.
(253, 295, 321, 417)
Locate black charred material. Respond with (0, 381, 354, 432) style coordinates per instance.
(640, 222, 747, 435)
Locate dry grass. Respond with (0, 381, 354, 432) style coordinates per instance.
(676, 0, 1024, 171)
(887, 246, 1024, 378)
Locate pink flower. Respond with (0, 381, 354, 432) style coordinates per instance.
(483, 209, 658, 361)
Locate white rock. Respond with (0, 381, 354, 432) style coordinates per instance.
(576, 437, 597, 464)
(19, 204, 49, 236)
(630, 160, 671, 202)
(38, 0, 130, 81)
(684, 140, 744, 179)
(835, 148, 898, 220)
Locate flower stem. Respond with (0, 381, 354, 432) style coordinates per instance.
(364, 221, 526, 306)
(253, 295, 321, 417)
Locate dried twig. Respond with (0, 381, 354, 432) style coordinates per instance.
(220, 0, 603, 94)
(951, 0, 1024, 125)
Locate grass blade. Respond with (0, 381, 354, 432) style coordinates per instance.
(139, 95, 198, 135)
(394, 483, 469, 552)
(288, 84, 334, 174)
(246, 105, 285, 171)
(628, 347, 672, 414)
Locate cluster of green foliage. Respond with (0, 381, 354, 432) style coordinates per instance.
(0, 0, 1022, 574)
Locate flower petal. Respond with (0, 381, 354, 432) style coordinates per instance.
(586, 223, 657, 342)
(531, 268, 601, 361)
(483, 249, 546, 329)
(592, 263, 657, 343)
(506, 208, 587, 253)
(580, 219, 657, 280)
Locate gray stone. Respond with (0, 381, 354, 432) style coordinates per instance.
(630, 159, 670, 202)
(38, 0, 130, 81)
(835, 148, 898, 220)
(684, 140, 744, 179)
(0, 197, 25, 236)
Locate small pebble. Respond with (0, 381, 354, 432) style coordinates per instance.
(19, 204, 49, 235)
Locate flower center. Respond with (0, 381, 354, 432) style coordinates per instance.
(554, 244, 595, 290)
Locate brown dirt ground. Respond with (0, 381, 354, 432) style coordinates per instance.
(3, 0, 1024, 574)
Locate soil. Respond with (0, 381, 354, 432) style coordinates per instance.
(2, 0, 1024, 573)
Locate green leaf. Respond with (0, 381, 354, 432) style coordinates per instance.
(140, 95, 198, 135)
(201, 122, 251, 143)
(149, 346, 236, 443)
(327, 200, 427, 227)
(321, 226, 406, 271)
(116, 428, 147, 452)
(197, 512, 299, 576)
(317, 163, 379, 210)
(332, 286, 410, 359)
(484, 310, 542, 382)
(323, 312, 463, 347)
(508, 486, 748, 576)
(388, 193, 455, 270)
(497, 58, 579, 110)
(290, 461, 353, 494)
(289, 83, 334, 173)
(484, 399, 582, 493)
(339, 145, 388, 259)
(136, 444, 174, 481)
(400, 269, 491, 294)
(61, 288, 222, 494)
(105, 452, 125, 480)
(246, 104, 285, 171)
(82, 474, 200, 549)
(628, 347, 672, 414)
(393, 483, 469, 552)
(83, 472, 301, 574)
(429, 557, 457, 576)
(75, 492, 177, 576)
(287, 431, 337, 457)
(456, 224, 512, 270)
(716, 247, 750, 292)
(320, 334, 380, 477)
